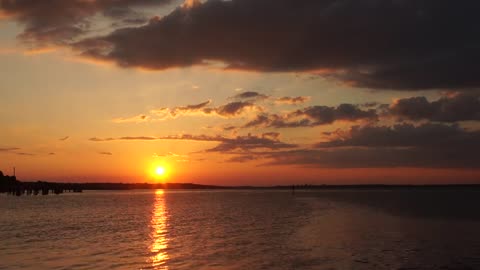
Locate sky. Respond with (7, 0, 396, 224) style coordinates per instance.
(1, 0, 479, 185)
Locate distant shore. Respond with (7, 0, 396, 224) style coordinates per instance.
(41, 182, 480, 190)
(2, 170, 480, 194)
(3, 179, 480, 192)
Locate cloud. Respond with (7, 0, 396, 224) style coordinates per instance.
(262, 147, 480, 169)
(291, 123, 480, 168)
(59, 136, 69, 141)
(223, 126, 237, 131)
(226, 154, 260, 163)
(99, 151, 113, 155)
(114, 136, 157, 141)
(221, 123, 480, 168)
(211, 101, 256, 117)
(389, 93, 480, 122)
(112, 114, 149, 123)
(72, 0, 480, 90)
(89, 134, 225, 142)
(15, 152, 35, 156)
(153, 151, 187, 158)
(205, 133, 297, 153)
(169, 100, 211, 117)
(0, 147, 35, 156)
(150, 100, 256, 120)
(244, 104, 377, 128)
(231, 91, 268, 101)
(317, 123, 480, 148)
(275, 96, 310, 105)
(0, 147, 20, 152)
(89, 132, 296, 153)
(0, 0, 172, 46)
(261, 132, 280, 140)
(153, 151, 189, 162)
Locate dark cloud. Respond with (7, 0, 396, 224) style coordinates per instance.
(389, 93, 480, 122)
(231, 91, 268, 100)
(99, 151, 113, 155)
(359, 102, 383, 109)
(317, 123, 480, 148)
(205, 134, 297, 153)
(74, 0, 480, 90)
(59, 136, 69, 141)
(226, 154, 260, 163)
(275, 96, 310, 105)
(293, 123, 480, 168)
(0, 0, 172, 45)
(89, 137, 114, 142)
(245, 104, 377, 128)
(263, 147, 480, 169)
(151, 100, 256, 119)
(169, 100, 211, 117)
(212, 101, 255, 117)
(223, 123, 480, 168)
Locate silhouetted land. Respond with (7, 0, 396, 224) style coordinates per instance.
(2, 170, 480, 196)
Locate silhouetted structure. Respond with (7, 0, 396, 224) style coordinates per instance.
(0, 171, 83, 196)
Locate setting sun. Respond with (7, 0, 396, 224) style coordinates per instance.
(148, 162, 171, 181)
(155, 167, 166, 176)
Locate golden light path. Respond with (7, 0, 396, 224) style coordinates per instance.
(150, 190, 169, 269)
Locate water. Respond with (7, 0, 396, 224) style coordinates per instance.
(1, 189, 480, 269)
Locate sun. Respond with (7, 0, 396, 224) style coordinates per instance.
(155, 166, 166, 176)
(148, 162, 171, 181)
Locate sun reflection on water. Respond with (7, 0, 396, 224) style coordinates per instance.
(150, 190, 169, 269)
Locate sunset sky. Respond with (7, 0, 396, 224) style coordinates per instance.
(1, 0, 479, 185)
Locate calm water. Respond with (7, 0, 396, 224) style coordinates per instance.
(1, 189, 480, 269)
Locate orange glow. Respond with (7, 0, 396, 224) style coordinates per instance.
(0, 10, 11, 20)
(23, 47, 58, 55)
(148, 162, 171, 182)
(150, 190, 169, 269)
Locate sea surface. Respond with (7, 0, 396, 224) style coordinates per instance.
(1, 189, 480, 269)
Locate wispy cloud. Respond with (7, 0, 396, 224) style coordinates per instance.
(0, 147, 20, 152)
(149, 100, 257, 120)
(0, 147, 35, 156)
(112, 114, 149, 123)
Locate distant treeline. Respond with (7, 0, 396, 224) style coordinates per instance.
(2, 170, 480, 193)
(70, 182, 224, 190)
